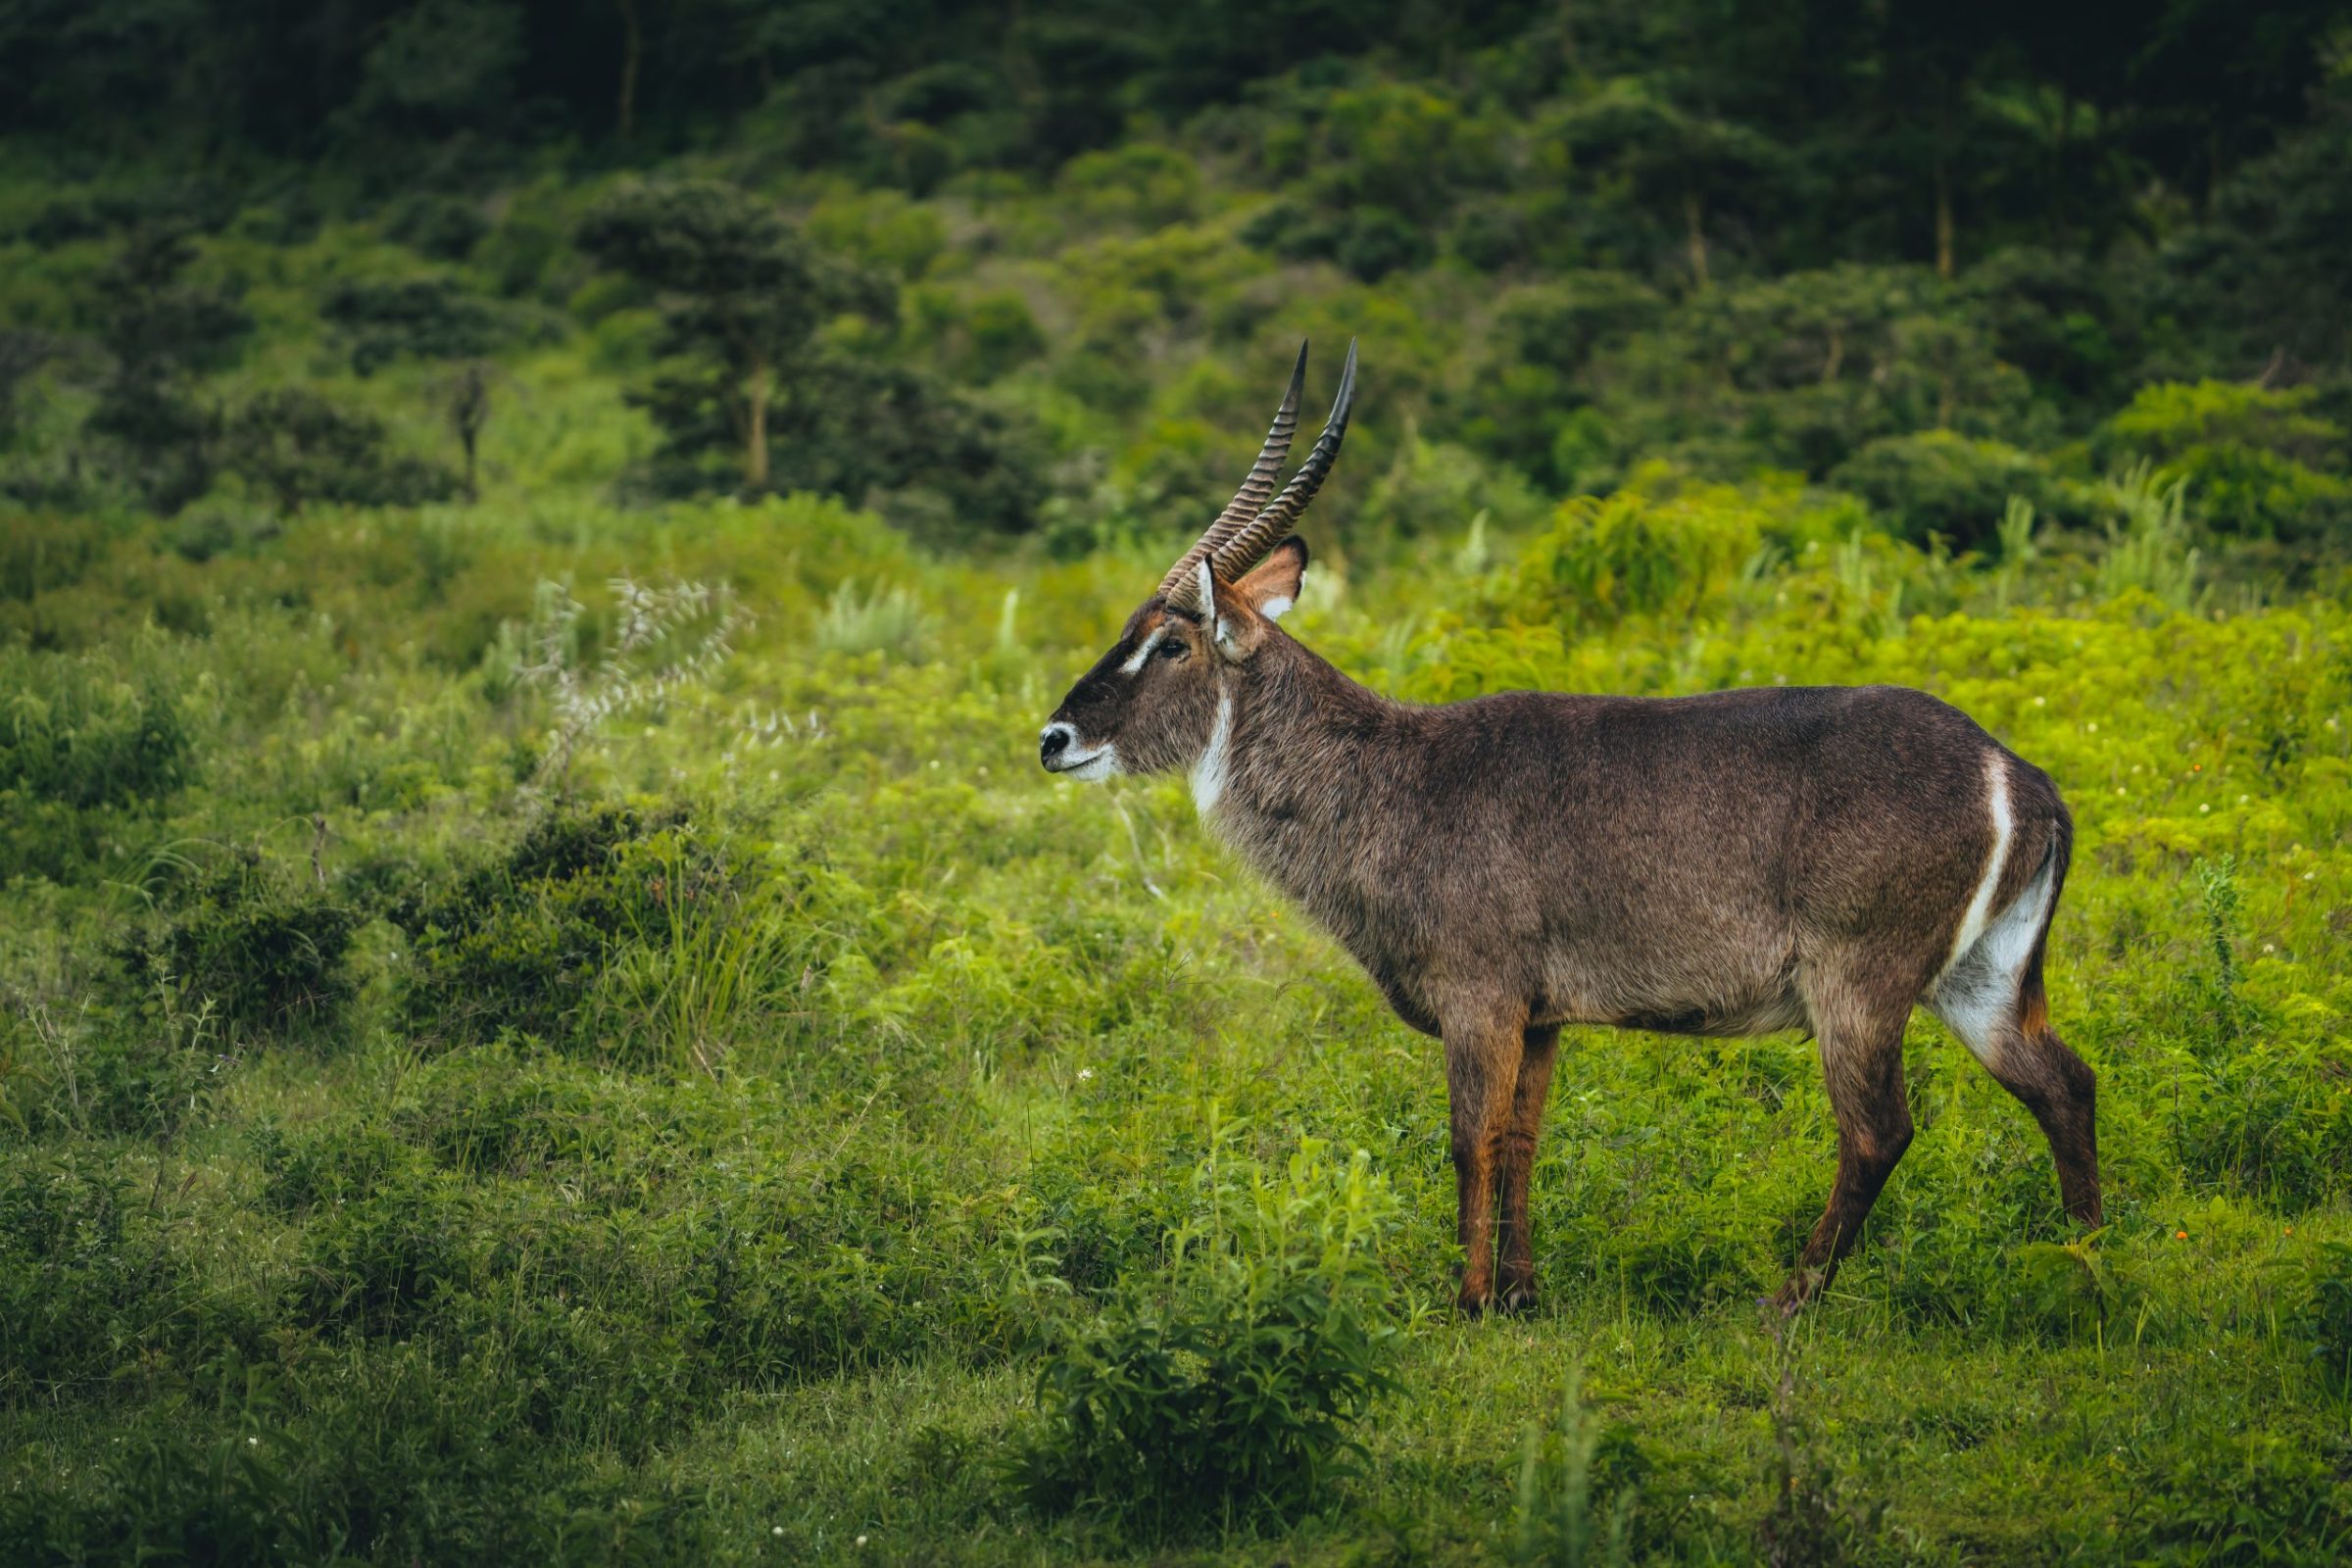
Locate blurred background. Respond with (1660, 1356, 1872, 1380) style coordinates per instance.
(4, 5, 2352, 1564)
(0, 0, 2347, 569)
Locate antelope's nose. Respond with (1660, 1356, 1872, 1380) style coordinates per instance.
(1039, 723, 1074, 769)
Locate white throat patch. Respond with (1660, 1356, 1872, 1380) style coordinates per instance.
(1191, 689, 1235, 815)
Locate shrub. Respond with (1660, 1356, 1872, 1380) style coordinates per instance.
(2097, 380, 2351, 540)
(117, 854, 360, 1039)
(321, 277, 524, 374)
(1008, 1142, 1405, 1534)
(1829, 430, 2051, 550)
(2301, 1243, 2352, 1390)
(1486, 485, 1773, 627)
(0, 645, 189, 809)
(1512, 1370, 1637, 1567)
(220, 389, 461, 511)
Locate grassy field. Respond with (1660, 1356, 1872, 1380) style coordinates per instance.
(3, 456, 2350, 1561)
(5, 17, 2352, 1553)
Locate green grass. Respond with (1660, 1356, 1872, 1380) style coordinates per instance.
(1, 479, 2349, 1563)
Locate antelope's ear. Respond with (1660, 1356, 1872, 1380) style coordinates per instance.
(1232, 536, 1308, 623)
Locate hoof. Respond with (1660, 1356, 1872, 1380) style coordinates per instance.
(1455, 1291, 1491, 1320)
(1496, 1283, 1541, 1317)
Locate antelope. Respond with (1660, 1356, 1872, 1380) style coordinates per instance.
(1040, 343, 2101, 1315)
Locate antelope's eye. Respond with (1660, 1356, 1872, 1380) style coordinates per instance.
(1156, 639, 1186, 661)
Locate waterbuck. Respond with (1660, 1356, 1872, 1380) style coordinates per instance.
(1039, 343, 2100, 1315)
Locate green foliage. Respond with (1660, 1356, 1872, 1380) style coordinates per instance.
(1010, 1142, 1405, 1534)
(1831, 430, 2050, 550)
(2100, 381, 2351, 540)
(7, 11, 2352, 1561)
(220, 390, 461, 512)
(1512, 1369, 1636, 1567)
(0, 644, 187, 810)
(322, 277, 529, 373)
(118, 851, 359, 1039)
(2301, 1243, 2352, 1390)
(391, 800, 689, 1050)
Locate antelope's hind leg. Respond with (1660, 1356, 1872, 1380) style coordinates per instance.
(1932, 979, 2101, 1228)
(1495, 1024, 1561, 1315)
(1774, 972, 1915, 1314)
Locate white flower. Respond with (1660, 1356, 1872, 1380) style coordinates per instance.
(2033, 696, 2045, 707)
(771, 1527, 785, 1538)
(1076, 1067, 1094, 1083)
(856, 1537, 869, 1548)
(2199, 804, 2209, 813)
(2086, 721, 2098, 733)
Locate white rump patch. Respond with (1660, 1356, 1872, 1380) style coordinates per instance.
(1120, 625, 1169, 674)
(1941, 755, 2013, 979)
(1191, 690, 1234, 814)
(1928, 756, 2050, 1065)
(1929, 852, 2053, 1065)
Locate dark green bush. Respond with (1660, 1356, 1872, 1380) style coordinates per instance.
(0, 648, 188, 810)
(1008, 1144, 1404, 1535)
(0, 1155, 169, 1400)
(220, 389, 461, 512)
(2301, 1242, 2352, 1390)
(1830, 430, 2051, 550)
(118, 853, 360, 1038)
(322, 277, 524, 374)
(390, 801, 686, 1049)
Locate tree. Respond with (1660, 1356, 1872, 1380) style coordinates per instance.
(579, 179, 840, 490)
(81, 225, 251, 510)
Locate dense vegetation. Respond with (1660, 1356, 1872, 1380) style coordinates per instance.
(4, 2, 2352, 1561)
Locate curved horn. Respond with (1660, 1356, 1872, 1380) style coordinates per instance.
(1157, 342, 1308, 610)
(1209, 337, 1355, 580)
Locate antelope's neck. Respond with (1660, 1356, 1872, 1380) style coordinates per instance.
(1193, 640, 1412, 913)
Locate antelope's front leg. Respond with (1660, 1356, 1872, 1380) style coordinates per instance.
(1444, 1006, 1528, 1316)
(1495, 1024, 1560, 1314)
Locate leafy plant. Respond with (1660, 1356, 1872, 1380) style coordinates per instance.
(1008, 1140, 1406, 1535)
(1513, 1367, 1636, 1567)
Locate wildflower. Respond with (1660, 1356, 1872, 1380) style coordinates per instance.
(2238, 794, 2249, 804)
(2262, 944, 2276, 954)
(2198, 804, 2209, 813)
(856, 1537, 869, 1548)
(1076, 1067, 1094, 1083)
(2086, 721, 2098, 733)
(2305, 871, 2318, 881)
(772, 1526, 785, 1537)
(2033, 696, 2045, 707)
(2176, 1230, 2188, 1241)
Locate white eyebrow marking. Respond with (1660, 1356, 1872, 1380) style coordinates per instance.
(1120, 624, 1170, 674)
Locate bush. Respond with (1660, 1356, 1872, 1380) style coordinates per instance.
(0, 646, 189, 810)
(1486, 485, 1773, 627)
(321, 277, 525, 374)
(220, 389, 461, 512)
(1008, 1143, 1405, 1535)
(2097, 380, 2351, 540)
(1830, 430, 2051, 550)
(118, 852, 360, 1038)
